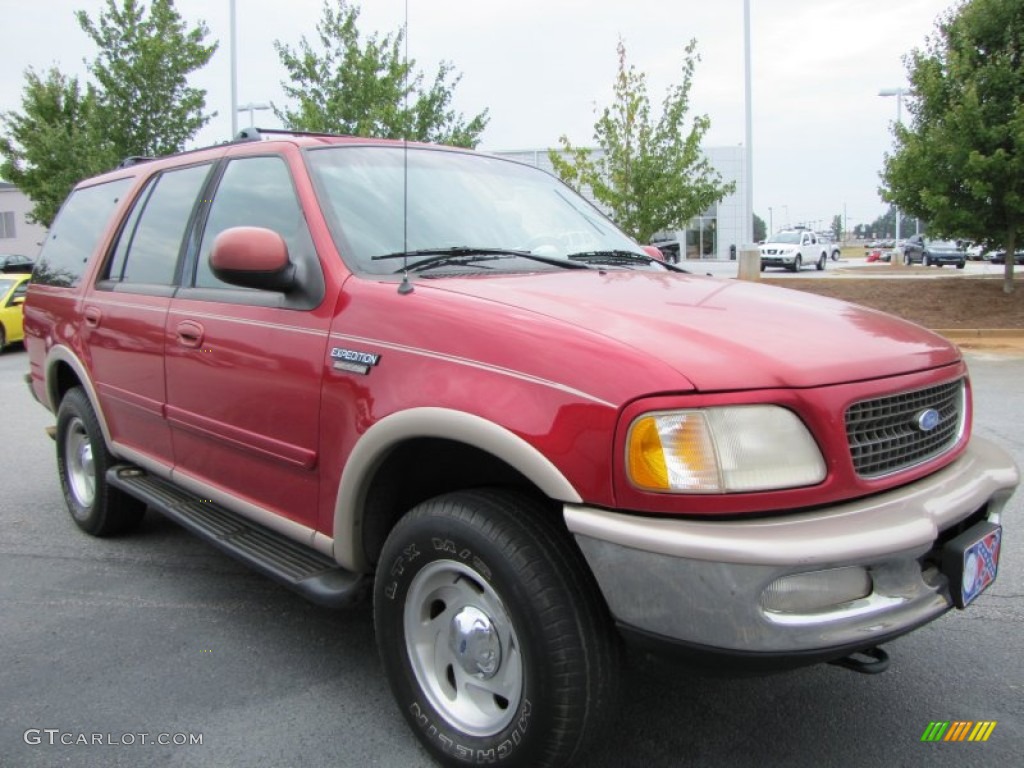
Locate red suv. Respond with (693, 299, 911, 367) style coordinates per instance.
(24, 131, 1018, 767)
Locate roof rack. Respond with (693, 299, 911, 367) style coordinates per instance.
(118, 156, 155, 168)
(231, 127, 348, 143)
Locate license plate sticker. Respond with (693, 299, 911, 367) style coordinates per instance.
(960, 528, 1001, 606)
(942, 522, 1001, 609)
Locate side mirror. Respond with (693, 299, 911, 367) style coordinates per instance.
(642, 245, 666, 262)
(209, 226, 296, 292)
(12, 296, 25, 306)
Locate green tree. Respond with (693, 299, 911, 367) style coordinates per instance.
(881, 0, 1024, 293)
(1, 0, 217, 226)
(549, 39, 733, 244)
(0, 69, 113, 227)
(753, 213, 766, 243)
(76, 0, 218, 158)
(831, 214, 843, 241)
(274, 0, 488, 147)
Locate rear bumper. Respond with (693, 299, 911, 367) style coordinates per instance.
(564, 437, 1017, 659)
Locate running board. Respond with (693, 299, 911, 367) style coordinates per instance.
(106, 466, 368, 608)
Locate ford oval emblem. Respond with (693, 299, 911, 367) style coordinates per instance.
(915, 408, 941, 432)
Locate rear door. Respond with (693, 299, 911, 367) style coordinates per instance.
(164, 151, 331, 534)
(83, 162, 214, 471)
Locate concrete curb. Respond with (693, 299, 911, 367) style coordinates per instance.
(932, 329, 1024, 339)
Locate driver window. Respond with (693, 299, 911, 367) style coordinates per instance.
(193, 156, 314, 289)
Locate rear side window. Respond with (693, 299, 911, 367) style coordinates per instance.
(33, 178, 134, 287)
(107, 164, 211, 286)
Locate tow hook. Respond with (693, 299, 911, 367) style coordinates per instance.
(829, 646, 890, 675)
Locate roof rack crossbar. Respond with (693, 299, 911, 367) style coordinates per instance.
(232, 127, 350, 143)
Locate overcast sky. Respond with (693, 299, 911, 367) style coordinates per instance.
(3, 0, 956, 232)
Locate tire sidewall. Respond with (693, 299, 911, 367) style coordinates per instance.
(375, 512, 552, 767)
(56, 389, 108, 534)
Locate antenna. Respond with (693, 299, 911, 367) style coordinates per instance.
(399, 0, 413, 294)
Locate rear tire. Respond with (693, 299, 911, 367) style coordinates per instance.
(0, 324, 6, 353)
(816, 254, 825, 271)
(374, 489, 620, 768)
(56, 388, 145, 536)
(956, 261, 965, 270)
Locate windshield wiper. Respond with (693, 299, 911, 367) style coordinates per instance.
(371, 247, 591, 274)
(566, 250, 688, 272)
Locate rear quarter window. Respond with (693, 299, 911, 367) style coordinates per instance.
(33, 177, 135, 288)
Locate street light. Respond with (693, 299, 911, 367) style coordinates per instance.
(237, 102, 271, 129)
(230, 0, 237, 136)
(743, 0, 754, 248)
(879, 87, 910, 247)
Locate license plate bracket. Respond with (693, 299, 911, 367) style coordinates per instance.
(941, 521, 1001, 609)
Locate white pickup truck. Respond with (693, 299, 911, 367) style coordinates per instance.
(759, 229, 829, 272)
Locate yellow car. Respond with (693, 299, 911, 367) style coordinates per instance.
(0, 273, 30, 352)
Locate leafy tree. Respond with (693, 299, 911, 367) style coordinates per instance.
(1, 0, 217, 226)
(274, 0, 488, 147)
(0, 69, 113, 226)
(753, 213, 766, 243)
(881, 0, 1024, 293)
(549, 39, 733, 245)
(831, 214, 843, 241)
(76, 0, 218, 158)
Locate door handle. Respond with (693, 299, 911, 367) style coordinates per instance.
(83, 306, 102, 328)
(176, 320, 205, 348)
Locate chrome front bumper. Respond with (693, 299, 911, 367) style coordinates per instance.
(564, 437, 1017, 656)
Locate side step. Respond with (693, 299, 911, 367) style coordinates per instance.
(106, 466, 368, 608)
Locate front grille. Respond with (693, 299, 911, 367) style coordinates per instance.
(846, 379, 964, 478)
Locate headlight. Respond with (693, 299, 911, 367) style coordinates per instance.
(626, 406, 826, 493)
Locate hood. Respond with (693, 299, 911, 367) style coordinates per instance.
(426, 270, 959, 392)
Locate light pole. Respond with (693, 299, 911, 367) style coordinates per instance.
(768, 206, 773, 236)
(743, 0, 754, 247)
(230, 0, 237, 137)
(782, 205, 789, 228)
(237, 102, 271, 129)
(879, 87, 910, 247)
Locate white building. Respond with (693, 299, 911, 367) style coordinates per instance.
(491, 145, 746, 261)
(0, 182, 47, 259)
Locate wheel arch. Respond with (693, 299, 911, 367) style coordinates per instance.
(333, 407, 583, 572)
(44, 346, 114, 449)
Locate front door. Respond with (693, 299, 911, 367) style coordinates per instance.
(165, 154, 330, 533)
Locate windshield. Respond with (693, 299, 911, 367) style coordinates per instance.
(768, 232, 801, 245)
(305, 146, 645, 275)
(927, 240, 960, 249)
(0, 279, 14, 296)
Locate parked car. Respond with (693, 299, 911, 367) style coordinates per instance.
(758, 229, 828, 271)
(0, 253, 34, 273)
(0, 273, 30, 351)
(989, 250, 1024, 265)
(23, 131, 1018, 768)
(903, 236, 967, 269)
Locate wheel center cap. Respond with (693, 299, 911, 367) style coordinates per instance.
(448, 605, 502, 679)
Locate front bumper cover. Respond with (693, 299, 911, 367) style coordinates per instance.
(564, 437, 1017, 658)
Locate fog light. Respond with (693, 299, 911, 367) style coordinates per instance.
(761, 567, 872, 614)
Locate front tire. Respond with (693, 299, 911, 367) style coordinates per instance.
(374, 490, 620, 768)
(789, 255, 802, 273)
(816, 254, 826, 271)
(56, 388, 145, 536)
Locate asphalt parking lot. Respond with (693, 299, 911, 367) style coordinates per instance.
(1, 344, 1021, 768)
(692, 254, 1008, 279)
